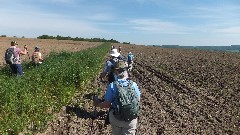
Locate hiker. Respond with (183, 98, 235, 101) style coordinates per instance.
(127, 52, 134, 72)
(118, 46, 122, 53)
(100, 48, 128, 84)
(32, 46, 43, 66)
(5, 41, 28, 76)
(110, 45, 115, 53)
(111, 45, 115, 50)
(93, 60, 141, 135)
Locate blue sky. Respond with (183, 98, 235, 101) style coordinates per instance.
(0, 0, 240, 46)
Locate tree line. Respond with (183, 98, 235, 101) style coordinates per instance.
(1, 34, 132, 44)
(37, 35, 120, 43)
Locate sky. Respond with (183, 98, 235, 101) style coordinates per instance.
(0, 0, 240, 46)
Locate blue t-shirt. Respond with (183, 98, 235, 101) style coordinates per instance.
(104, 79, 141, 109)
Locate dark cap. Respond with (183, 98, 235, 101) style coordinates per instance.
(35, 46, 40, 50)
(11, 41, 18, 45)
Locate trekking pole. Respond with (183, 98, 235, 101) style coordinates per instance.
(90, 84, 102, 134)
(93, 85, 102, 117)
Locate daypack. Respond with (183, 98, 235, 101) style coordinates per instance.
(113, 80, 140, 122)
(5, 48, 15, 64)
(32, 52, 40, 64)
(117, 54, 127, 61)
(128, 54, 134, 62)
(107, 59, 117, 83)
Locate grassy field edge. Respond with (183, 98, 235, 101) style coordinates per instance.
(0, 42, 111, 134)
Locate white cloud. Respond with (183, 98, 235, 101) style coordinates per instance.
(129, 19, 191, 34)
(87, 13, 115, 21)
(213, 27, 240, 35)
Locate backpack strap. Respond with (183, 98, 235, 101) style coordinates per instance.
(128, 80, 133, 87)
(114, 80, 133, 90)
(114, 81, 120, 90)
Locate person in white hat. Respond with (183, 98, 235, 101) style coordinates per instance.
(100, 48, 125, 84)
(100, 48, 129, 84)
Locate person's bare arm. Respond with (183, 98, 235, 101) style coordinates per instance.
(20, 46, 28, 55)
(94, 100, 111, 108)
(39, 53, 44, 61)
(100, 72, 107, 79)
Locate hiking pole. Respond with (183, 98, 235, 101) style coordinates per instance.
(90, 85, 102, 134)
(93, 86, 102, 118)
(90, 96, 97, 135)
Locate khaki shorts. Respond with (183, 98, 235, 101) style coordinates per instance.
(109, 109, 138, 135)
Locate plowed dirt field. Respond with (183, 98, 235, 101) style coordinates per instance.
(1, 38, 239, 134)
(40, 43, 239, 135)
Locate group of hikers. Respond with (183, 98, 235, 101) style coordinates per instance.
(94, 46, 140, 134)
(4, 41, 43, 76)
(111, 45, 122, 53)
(4, 41, 140, 135)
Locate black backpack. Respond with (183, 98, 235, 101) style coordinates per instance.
(5, 48, 15, 64)
(113, 80, 140, 121)
(108, 59, 117, 83)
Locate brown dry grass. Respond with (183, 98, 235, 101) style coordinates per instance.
(0, 37, 102, 67)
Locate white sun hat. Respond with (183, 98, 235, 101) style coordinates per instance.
(110, 49, 120, 57)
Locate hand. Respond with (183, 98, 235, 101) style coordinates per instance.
(93, 96, 99, 106)
(93, 95, 99, 101)
(24, 45, 28, 50)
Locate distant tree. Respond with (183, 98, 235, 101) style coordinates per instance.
(1, 35, 7, 37)
(37, 35, 120, 43)
(123, 42, 130, 44)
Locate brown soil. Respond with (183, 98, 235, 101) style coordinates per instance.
(1, 38, 239, 134)
(38, 44, 239, 135)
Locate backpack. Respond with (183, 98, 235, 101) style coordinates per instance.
(107, 59, 116, 83)
(5, 48, 15, 64)
(113, 80, 140, 122)
(32, 52, 40, 64)
(128, 54, 134, 62)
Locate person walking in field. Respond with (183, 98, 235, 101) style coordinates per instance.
(93, 60, 141, 135)
(32, 46, 43, 66)
(118, 46, 122, 53)
(111, 45, 115, 50)
(5, 41, 28, 76)
(100, 48, 128, 84)
(127, 52, 134, 72)
(110, 45, 115, 53)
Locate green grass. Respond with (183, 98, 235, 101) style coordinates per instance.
(0, 42, 111, 134)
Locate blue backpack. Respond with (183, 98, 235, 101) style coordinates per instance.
(128, 54, 134, 62)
